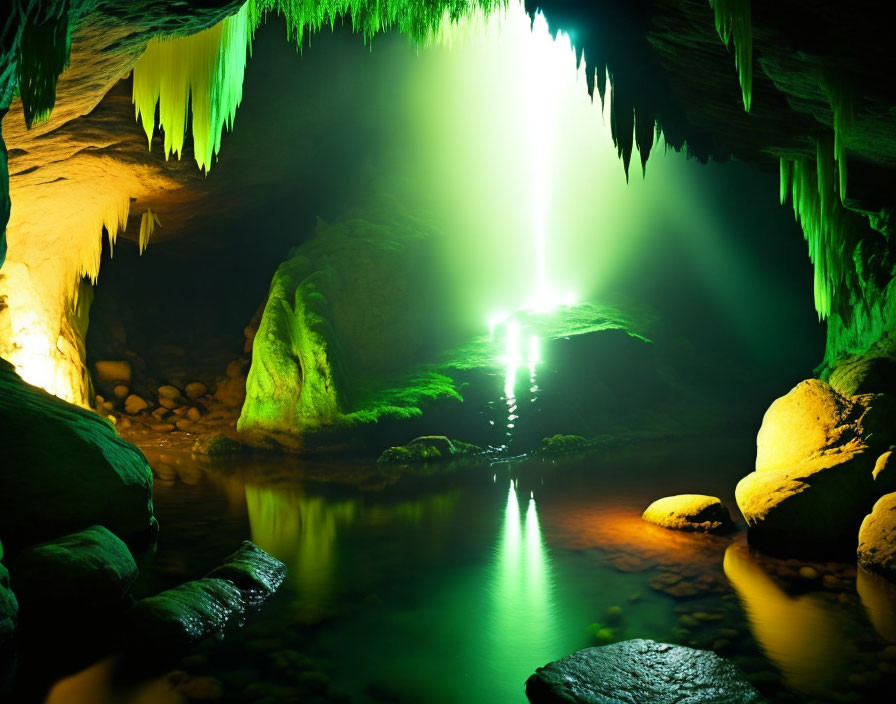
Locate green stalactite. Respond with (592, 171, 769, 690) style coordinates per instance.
(709, 0, 752, 112)
(17, 5, 72, 128)
(820, 72, 853, 202)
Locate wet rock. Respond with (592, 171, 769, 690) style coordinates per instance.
(1, 540, 17, 653)
(857, 493, 896, 580)
(736, 380, 877, 555)
(124, 393, 148, 414)
(873, 451, 896, 496)
(129, 577, 244, 647)
(642, 495, 735, 533)
(12, 526, 137, 613)
(525, 639, 764, 703)
(377, 435, 481, 464)
(0, 360, 156, 549)
(185, 382, 208, 399)
(93, 360, 132, 386)
(207, 541, 287, 605)
(191, 433, 246, 456)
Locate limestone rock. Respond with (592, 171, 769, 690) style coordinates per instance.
(0, 360, 156, 549)
(124, 393, 148, 414)
(642, 495, 734, 533)
(525, 639, 764, 704)
(12, 526, 137, 612)
(858, 493, 896, 580)
(93, 360, 132, 385)
(185, 382, 207, 399)
(828, 356, 896, 397)
(873, 451, 896, 496)
(736, 380, 877, 555)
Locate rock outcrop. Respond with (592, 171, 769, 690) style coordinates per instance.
(0, 359, 156, 549)
(11, 525, 137, 613)
(857, 493, 896, 580)
(735, 380, 883, 555)
(377, 436, 481, 464)
(642, 495, 734, 534)
(525, 639, 764, 704)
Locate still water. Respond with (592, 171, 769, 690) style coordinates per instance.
(46, 439, 896, 703)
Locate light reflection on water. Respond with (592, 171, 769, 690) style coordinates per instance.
(41, 445, 896, 703)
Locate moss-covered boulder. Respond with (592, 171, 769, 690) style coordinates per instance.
(540, 434, 594, 456)
(858, 493, 896, 581)
(238, 202, 461, 450)
(736, 380, 880, 555)
(0, 360, 156, 549)
(642, 495, 734, 533)
(377, 435, 481, 464)
(11, 526, 137, 613)
(0, 540, 16, 655)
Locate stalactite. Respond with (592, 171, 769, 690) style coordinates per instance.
(779, 140, 858, 320)
(139, 209, 160, 254)
(708, 0, 752, 112)
(820, 72, 853, 202)
(16, 5, 72, 128)
(81, 197, 131, 286)
(132, 2, 252, 173)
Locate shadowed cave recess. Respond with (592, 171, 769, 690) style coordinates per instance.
(3, 1, 896, 703)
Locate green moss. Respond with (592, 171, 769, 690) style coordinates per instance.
(540, 434, 594, 456)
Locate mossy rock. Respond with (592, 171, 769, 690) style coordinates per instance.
(1, 540, 16, 654)
(207, 541, 287, 605)
(377, 435, 481, 464)
(540, 434, 595, 456)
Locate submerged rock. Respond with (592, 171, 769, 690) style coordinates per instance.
(377, 435, 480, 464)
(12, 526, 137, 613)
(0, 360, 157, 549)
(525, 639, 764, 703)
(858, 493, 896, 580)
(642, 495, 734, 533)
(735, 380, 879, 555)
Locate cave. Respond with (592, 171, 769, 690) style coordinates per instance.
(2, 1, 896, 702)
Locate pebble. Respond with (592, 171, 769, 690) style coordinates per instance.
(113, 384, 129, 399)
(188, 407, 202, 422)
(124, 394, 148, 414)
(159, 396, 178, 410)
(150, 423, 175, 432)
(175, 419, 194, 431)
(151, 407, 169, 420)
(185, 382, 208, 399)
(158, 385, 182, 399)
(798, 566, 820, 579)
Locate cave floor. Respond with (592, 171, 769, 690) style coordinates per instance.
(43, 437, 896, 704)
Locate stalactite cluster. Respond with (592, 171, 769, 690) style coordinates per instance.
(708, 0, 752, 112)
(138, 209, 160, 254)
(779, 140, 856, 320)
(820, 72, 854, 202)
(16, 3, 71, 128)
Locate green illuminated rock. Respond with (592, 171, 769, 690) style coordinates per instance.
(0, 540, 16, 655)
(377, 436, 481, 464)
(0, 359, 156, 549)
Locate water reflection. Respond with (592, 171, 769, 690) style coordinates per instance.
(723, 544, 853, 695)
(857, 567, 896, 642)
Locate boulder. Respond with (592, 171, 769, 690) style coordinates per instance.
(184, 382, 208, 399)
(0, 360, 157, 549)
(642, 495, 734, 533)
(1, 540, 17, 653)
(12, 526, 137, 613)
(827, 355, 896, 397)
(736, 380, 878, 555)
(206, 541, 287, 605)
(124, 393, 148, 414)
(525, 639, 764, 704)
(377, 436, 481, 464)
(857, 493, 896, 580)
(93, 360, 132, 386)
(873, 451, 896, 496)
